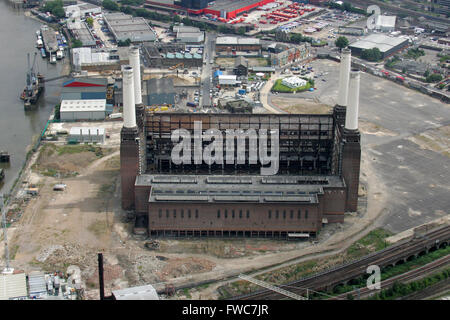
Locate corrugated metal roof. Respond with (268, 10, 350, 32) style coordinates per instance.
(28, 272, 47, 296)
(112, 285, 159, 300)
(61, 99, 107, 112)
(376, 15, 396, 28)
(0, 273, 28, 300)
(69, 127, 106, 135)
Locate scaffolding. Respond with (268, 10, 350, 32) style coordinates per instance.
(144, 113, 335, 175)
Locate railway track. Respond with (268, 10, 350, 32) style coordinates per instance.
(232, 225, 450, 300)
(330, 254, 450, 300)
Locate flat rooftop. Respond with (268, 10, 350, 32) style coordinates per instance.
(349, 34, 409, 53)
(137, 174, 345, 203)
(216, 36, 260, 46)
(208, 0, 264, 12)
(104, 12, 156, 42)
(61, 99, 106, 112)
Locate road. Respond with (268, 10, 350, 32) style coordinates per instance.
(200, 32, 216, 107)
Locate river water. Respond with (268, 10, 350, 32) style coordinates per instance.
(0, 1, 66, 193)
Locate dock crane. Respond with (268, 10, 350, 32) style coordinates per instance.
(20, 52, 44, 108)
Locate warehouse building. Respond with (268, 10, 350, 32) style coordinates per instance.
(349, 34, 409, 59)
(216, 37, 262, 53)
(72, 47, 130, 71)
(60, 99, 107, 121)
(112, 284, 159, 300)
(0, 273, 28, 300)
(234, 56, 248, 76)
(269, 43, 309, 67)
(176, 32, 205, 43)
(69, 22, 96, 47)
(103, 13, 157, 43)
(143, 44, 203, 68)
(61, 78, 108, 101)
(68, 127, 106, 144)
(64, 3, 102, 18)
(218, 75, 240, 86)
(192, 0, 275, 19)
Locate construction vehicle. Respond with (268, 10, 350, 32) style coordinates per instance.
(169, 62, 184, 70)
(144, 240, 160, 250)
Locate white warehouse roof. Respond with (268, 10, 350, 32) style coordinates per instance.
(112, 285, 159, 300)
(376, 15, 396, 29)
(69, 127, 106, 136)
(61, 99, 107, 113)
(72, 48, 117, 66)
(216, 37, 260, 45)
(0, 273, 28, 300)
(350, 34, 408, 53)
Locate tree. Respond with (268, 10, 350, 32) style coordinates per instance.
(361, 48, 382, 62)
(86, 17, 94, 28)
(54, 104, 61, 120)
(72, 39, 83, 48)
(118, 38, 132, 47)
(238, 27, 246, 36)
(103, 0, 119, 11)
(426, 73, 443, 83)
(335, 36, 349, 50)
(41, 0, 65, 18)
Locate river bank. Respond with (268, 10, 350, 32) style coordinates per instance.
(0, 2, 69, 196)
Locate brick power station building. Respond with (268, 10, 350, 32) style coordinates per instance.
(120, 48, 361, 239)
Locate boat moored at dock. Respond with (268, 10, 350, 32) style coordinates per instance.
(0, 151, 10, 163)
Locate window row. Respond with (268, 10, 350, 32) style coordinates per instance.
(217, 209, 250, 219)
(158, 209, 199, 219)
(268, 209, 308, 220)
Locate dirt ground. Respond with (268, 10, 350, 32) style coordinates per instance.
(271, 96, 332, 114)
(407, 125, 450, 158)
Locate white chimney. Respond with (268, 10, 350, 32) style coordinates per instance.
(337, 48, 351, 107)
(122, 65, 136, 128)
(345, 69, 360, 131)
(129, 46, 142, 105)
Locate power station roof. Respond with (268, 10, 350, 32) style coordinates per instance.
(137, 174, 345, 204)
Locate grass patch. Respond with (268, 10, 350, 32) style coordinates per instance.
(183, 288, 192, 299)
(56, 145, 104, 157)
(272, 79, 312, 93)
(346, 228, 393, 259)
(9, 244, 19, 260)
